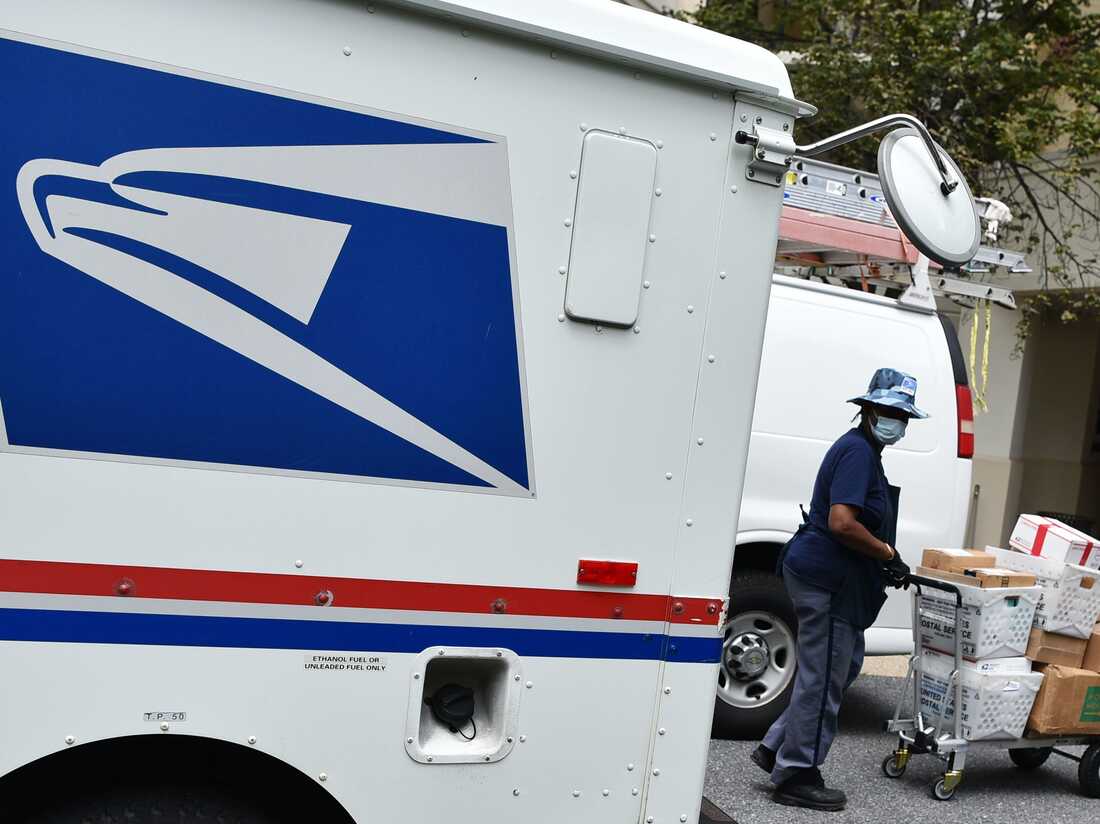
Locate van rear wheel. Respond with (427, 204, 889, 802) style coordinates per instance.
(25, 782, 277, 824)
(713, 571, 797, 739)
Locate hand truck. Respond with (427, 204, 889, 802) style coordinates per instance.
(881, 573, 1100, 800)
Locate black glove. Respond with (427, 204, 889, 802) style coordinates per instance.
(883, 549, 911, 589)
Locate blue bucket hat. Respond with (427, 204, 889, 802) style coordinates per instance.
(848, 367, 930, 419)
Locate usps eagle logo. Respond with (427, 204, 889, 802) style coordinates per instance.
(1, 37, 531, 495)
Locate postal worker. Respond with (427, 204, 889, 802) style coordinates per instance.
(750, 368, 924, 811)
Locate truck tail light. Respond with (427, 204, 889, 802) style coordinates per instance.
(577, 560, 638, 587)
(956, 384, 974, 459)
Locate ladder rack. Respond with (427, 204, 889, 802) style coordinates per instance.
(776, 156, 1027, 311)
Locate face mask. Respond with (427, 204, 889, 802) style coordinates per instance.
(870, 414, 907, 445)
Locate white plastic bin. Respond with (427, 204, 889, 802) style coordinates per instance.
(989, 547, 1100, 639)
(917, 580, 1041, 660)
(919, 649, 1044, 741)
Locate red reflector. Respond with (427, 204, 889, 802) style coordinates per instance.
(956, 384, 974, 459)
(577, 560, 638, 587)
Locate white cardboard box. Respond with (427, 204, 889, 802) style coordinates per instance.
(1009, 514, 1099, 569)
(919, 649, 1044, 741)
(988, 546, 1100, 639)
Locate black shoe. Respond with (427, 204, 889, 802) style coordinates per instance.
(774, 771, 846, 811)
(751, 744, 776, 775)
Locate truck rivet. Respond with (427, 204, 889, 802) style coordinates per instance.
(664, 687, 672, 694)
(114, 578, 135, 597)
(633, 326, 640, 335)
(783, 122, 790, 131)
(612, 606, 624, 618)
(580, 122, 588, 131)
(314, 590, 333, 606)
(619, 127, 627, 135)
(665, 472, 672, 480)
(439, 649, 446, 655)
(643, 280, 651, 289)
(709, 133, 717, 141)
(740, 114, 748, 122)
(654, 188, 662, 197)
(558, 266, 567, 274)
(748, 170, 756, 178)
(342, 46, 352, 56)
(514, 675, 521, 681)
(427, 756, 434, 762)
(294, 560, 304, 569)
(647, 817, 655, 823)
(65, 736, 75, 746)
(564, 218, 572, 227)
(519, 735, 527, 742)
(707, 602, 718, 614)
(720, 270, 728, 278)
(658, 727, 666, 735)
(685, 519, 693, 527)
(496, 650, 503, 657)
(648, 234, 656, 243)
(627, 763, 635, 771)
(653, 768, 660, 776)
(160, 722, 169, 732)
(686, 305, 694, 313)
(507, 736, 514, 743)
(414, 673, 420, 679)
(558, 314, 565, 322)
(248, 736, 257, 745)
(708, 355, 716, 363)
(681, 815, 689, 822)
(672, 602, 684, 615)
(484, 755, 491, 761)
(595, 325, 603, 333)
(633, 788, 639, 796)
(526, 681, 533, 689)
(569, 170, 577, 179)
(513, 789, 521, 796)
(406, 738, 413, 744)
(755, 115, 763, 124)
(697, 437, 704, 445)
(656, 140, 664, 149)
(572, 790, 581, 798)
(602, 789, 610, 797)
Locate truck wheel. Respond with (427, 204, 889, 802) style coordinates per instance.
(1079, 743, 1100, 798)
(713, 570, 797, 739)
(27, 782, 278, 824)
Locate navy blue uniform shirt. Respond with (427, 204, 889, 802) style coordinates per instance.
(785, 427, 891, 594)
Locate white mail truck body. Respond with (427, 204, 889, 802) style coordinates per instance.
(0, 0, 809, 821)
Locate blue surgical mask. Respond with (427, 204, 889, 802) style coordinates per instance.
(871, 415, 907, 445)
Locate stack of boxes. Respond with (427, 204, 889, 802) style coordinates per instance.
(915, 514, 1100, 740)
(915, 548, 1045, 740)
(993, 515, 1100, 735)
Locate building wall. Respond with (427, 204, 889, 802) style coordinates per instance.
(614, 0, 701, 14)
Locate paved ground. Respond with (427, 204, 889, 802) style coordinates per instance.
(704, 666, 1092, 823)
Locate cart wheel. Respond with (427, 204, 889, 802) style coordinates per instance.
(882, 754, 907, 778)
(1009, 747, 1052, 770)
(1079, 743, 1100, 798)
(931, 778, 957, 801)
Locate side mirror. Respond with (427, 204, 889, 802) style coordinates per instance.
(739, 113, 982, 267)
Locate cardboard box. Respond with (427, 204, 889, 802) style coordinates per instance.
(988, 547, 1100, 639)
(1026, 628, 1088, 668)
(917, 566, 1037, 588)
(1048, 518, 1100, 571)
(921, 548, 996, 575)
(1084, 625, 1100, 673)
(1010, 514, 1098, 569)
(1028, 665, 1100, 735)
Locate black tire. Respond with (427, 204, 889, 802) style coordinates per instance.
(882, 753, 907, 778)
(1009, 746, 1052, 770)
(712, 570, 798, 740)
(1079, 743, 1100, 798)
(19, 781, 278, 824)
(931, 778, 957, 801)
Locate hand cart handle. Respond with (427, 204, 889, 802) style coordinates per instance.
(904, 573, 963, 607)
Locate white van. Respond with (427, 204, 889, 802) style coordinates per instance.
(715, 274, 974, 737)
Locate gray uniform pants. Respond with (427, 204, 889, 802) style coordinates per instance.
(762, 568, 865, 786)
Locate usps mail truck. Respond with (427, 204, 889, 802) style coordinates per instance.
(0, 0, 813, 820)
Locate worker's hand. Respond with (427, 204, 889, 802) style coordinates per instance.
(882, 548, 911, 589)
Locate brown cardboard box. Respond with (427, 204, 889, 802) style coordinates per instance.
(1028, 665, 1100, 735)
(915, 565, 1036, 589)
(920, 548, 997, 575)
(1084, 625, 1100, 673)
(1026, 629, 1088, 668)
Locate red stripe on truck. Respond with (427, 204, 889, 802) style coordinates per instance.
(0, 559, 721, 626)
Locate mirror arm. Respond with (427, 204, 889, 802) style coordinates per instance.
(792, 114, 958, 196)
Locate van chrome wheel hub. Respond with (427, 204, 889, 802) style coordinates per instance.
(717, 610, 796, 709)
